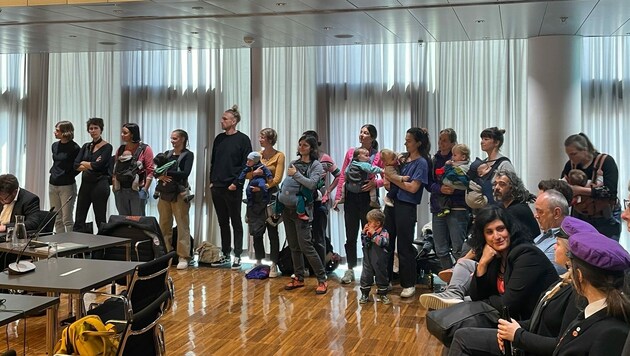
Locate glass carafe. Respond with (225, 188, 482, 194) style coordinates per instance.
(14, 215, 28, 246)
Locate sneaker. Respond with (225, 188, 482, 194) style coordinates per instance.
(269, 263, 279, 278)
(384, 196, 394, 207)
(315, 281, 328, 294)
(210, 255, 230, 267)
(176, 260, 188, 270)
(359, 294, 370, 304)
(400, 286, 416, 298)
(285, 277, 305, 290)
(231, 257, 242, 270)
(438, 269, 453, 284)
(341, 269, 355, 284)
(419, 290, 464, 310)
(369, 200, 381, 208)
(297, 213, 309, 221)
(377, 295, 391, 305)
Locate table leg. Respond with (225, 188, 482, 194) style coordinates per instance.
(46, 292, 59, 355)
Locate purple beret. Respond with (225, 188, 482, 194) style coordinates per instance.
(569, 232, 630, 272)
(559, 216, 598, 238)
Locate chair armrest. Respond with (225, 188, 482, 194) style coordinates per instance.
(164, 276, 175, 312)
(134, 239, 153, 261)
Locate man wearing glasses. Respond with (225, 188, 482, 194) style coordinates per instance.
(0, 174, 40, 233)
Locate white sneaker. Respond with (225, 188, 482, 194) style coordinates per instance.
(269, 263, 279, 278)
(419, 290, 464, 310)
(176, 260, 188, 270)
(341, 269, 355, 284)
(400, 286, 416, 298)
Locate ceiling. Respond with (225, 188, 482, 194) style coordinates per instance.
(0, 0, 629, 54)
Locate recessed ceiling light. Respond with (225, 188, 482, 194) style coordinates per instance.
(354, 41, 362, 45)
(483, 36, 490, 39)
(335, 34, 354, 39)
(276, 2, 286, 6)
(191, 31, 199, 34)
(69, 35, 77, 38)
(560, 16, 568, 23)
(113, 9, 124, 14)
(192, 6, 203, 10)
(98, 41, 117, 46)
(475, 19, 485, 24)
(323, 26, 333, 30)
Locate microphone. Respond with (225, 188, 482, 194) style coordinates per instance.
(8, 195, 73, 275)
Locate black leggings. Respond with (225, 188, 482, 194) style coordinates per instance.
(344, 191, 372, 269)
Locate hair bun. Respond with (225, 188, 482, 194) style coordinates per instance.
(498, 129, 506, 134)
(231, 104, 239, 112)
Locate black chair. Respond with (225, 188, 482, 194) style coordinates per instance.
(115, 290, 170, 356)
(99, 215, 167, 262)
(85, 251, 176, 323)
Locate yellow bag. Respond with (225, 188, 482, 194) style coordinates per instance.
(54, 315, 119, 355)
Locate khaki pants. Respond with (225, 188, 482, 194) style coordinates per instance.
(158, 194, 191, 259)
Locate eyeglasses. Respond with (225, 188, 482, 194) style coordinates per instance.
(624, 199, 629, 210)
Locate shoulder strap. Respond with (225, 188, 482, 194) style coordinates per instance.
(592, 153, 607, 181)
(130, 143, 147, 164)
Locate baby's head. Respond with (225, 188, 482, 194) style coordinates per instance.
(380, 149, 398, 166)
(353, 147, 370, 163)
(247, 151, 261, 167)
(567, 169, 588, 187)
(366, 208, 385, 229)
(451, 144, 470, 162)
(119, 150, 133, 162)
(153, 152, 168, 167)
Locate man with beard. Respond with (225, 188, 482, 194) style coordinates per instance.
(492, 170, 540, 239)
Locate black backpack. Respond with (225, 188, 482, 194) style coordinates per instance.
(114, 143, 147, 186)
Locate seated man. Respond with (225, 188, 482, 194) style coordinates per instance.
(0, 174, 41, 233)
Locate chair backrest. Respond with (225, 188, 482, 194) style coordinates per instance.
(99, 215, 167, 262)
(116, 290, 170, 356)
(127, 251, 176, 313)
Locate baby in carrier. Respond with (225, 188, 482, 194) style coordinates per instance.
(229, 151, 273, 206)
(434, 144, 470, 216)
(153, 152, 193, 202)
(339, 147, 383, 208)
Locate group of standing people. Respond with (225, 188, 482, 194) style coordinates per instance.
(48, 118, 194, 269)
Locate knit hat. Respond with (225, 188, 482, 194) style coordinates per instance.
(247, 151, 261, 163)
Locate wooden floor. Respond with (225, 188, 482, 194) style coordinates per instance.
(1, 263, 445, 355)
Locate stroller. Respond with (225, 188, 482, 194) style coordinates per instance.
(412, 222, 443, 289)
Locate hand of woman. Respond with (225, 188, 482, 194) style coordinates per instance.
(440, 185, 455, 195)
(332, 200, 340, 211)
(287, 164, 296, 177)
(228, 184, 237, 191)
(361, 179, 376, 192)
(497, 333, 505, 353)
(498, 318, 521, 342)
(479, 244, 498, 265)
(251, 186, 261, 192)
(158, 175, 172, 183)
(252, 167, 264, 177)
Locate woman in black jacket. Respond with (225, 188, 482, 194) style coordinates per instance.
(449, 216, 589, 356)
(467, 206, 559, 321)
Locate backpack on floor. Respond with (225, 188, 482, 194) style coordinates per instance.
(54, 315, 119, 356)
(196, 241, 221, 265)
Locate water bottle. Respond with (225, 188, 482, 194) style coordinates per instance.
(7, 227, 16, 248)
(14, 215, 28, 247)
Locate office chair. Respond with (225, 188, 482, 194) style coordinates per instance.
(85, 251, 175, 322)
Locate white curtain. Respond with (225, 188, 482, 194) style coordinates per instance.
(581, 36, 630, 246)
(45, 52, 122, 226)
(316, 41, 528, 258)
(0, 54, 27, 181)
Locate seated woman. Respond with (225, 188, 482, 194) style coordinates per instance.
(552, 230, 630, 355)
(449, 216, 594, 355)
(422, 206, 558, 320)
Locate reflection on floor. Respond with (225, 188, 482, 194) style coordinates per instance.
(1, 263, 445, 355)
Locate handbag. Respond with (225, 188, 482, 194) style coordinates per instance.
(265, 191, 283, 226)
(426, 301, 500, 347)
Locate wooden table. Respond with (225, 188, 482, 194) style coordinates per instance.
(0, 258, 142, 354)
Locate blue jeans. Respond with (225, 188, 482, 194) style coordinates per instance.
(432, 210, 470, 269)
